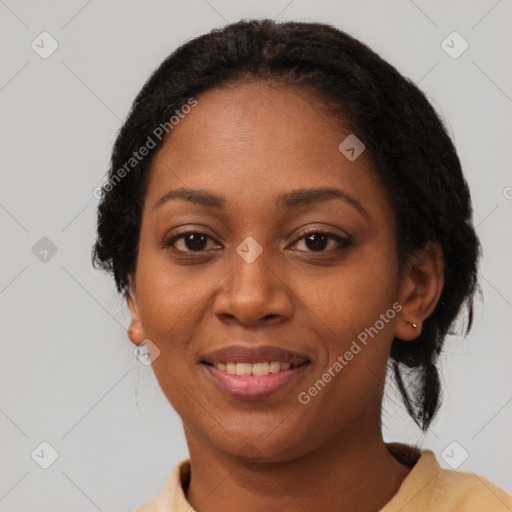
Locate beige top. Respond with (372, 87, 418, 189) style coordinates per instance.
(135, 443, 512, 511)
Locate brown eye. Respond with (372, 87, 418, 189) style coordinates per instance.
(292, 230, 352, 253)
(164, 232, 215, 252)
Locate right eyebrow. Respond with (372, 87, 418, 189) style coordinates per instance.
(153, 188, 225, 212)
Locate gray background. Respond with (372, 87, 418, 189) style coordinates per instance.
(1, 0, 511, 510)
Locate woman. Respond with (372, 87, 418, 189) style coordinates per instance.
(92, 19, 511, 511)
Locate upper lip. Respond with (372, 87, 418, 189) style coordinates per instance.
(200, 345, 310, 366)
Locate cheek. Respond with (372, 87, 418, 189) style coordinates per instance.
(300, 243, 399, 388)
(135, 261, 208, 413)
(295, 280, 398, 431)
(135, 229, 213, 329)
(308, 246, 398, 335)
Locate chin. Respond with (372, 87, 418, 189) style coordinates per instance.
(206, 428, 311, 464)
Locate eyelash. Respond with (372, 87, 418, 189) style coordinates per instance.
(162, 228, 353, 255)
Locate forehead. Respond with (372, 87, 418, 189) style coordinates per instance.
(144, 81, 392, 223)
(154, 82, 347, 171)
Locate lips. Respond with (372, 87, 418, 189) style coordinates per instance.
(200, 344, 311, 400)
(200, 345, 310, 366)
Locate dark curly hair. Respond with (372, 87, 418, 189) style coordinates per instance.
(92, 19, 481, 432)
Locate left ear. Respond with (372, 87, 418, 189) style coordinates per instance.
(395, 242, 444, 341)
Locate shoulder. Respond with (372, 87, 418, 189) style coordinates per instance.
(427, 465, 512, 510)
(134, 458, 192, 512)
(134, 494, 160, 512)
(382, 445, 512, 511)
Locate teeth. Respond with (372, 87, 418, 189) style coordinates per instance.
(235, 363, 252, 376)
(269, 361, 281, 373)
(252, 362, 269, 376)
(216, 361, 295, 376)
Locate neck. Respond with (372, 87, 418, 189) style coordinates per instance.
(184, 423, 412, 512)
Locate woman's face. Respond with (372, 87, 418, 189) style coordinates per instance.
(128, 82, 418, 461)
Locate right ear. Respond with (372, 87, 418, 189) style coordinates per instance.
(126, 274, 146, 347)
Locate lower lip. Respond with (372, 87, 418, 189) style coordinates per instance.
(202, 363, 309, 400)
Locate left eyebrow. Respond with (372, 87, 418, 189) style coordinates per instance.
(152, 186, 367, 217)
(276, 187, 367, 217)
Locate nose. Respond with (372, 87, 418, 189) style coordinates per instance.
(213, 244, 294, 326)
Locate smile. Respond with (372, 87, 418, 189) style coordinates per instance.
(201, 360, 310, 400)
(199, 344, 311, 400)
(208, 361, 299, 376)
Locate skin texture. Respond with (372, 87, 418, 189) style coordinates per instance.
(127, 81, 444, 512)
